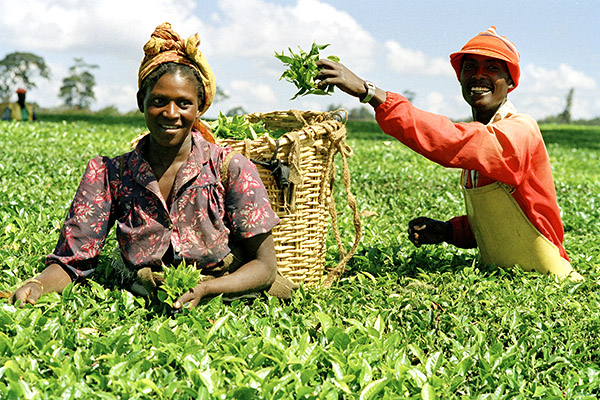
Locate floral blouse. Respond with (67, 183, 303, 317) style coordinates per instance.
(46, 130, 280, 281)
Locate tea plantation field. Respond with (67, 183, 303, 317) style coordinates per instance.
(0, 116, 599, 399)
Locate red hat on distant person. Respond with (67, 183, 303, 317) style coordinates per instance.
(449, 26, 520, 92)
(16, 88, 27, 94)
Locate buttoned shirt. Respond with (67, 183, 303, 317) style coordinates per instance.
(47, 130, 280, 280)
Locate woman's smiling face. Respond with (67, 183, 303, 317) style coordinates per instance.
(142, 71, 200, 148)
(460, 54, 514, 122)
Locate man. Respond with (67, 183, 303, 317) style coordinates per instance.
(316, 26, 582, 281)
(2, 88, 37, 121)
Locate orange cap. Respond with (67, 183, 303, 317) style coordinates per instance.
(16, 88, 27, 94)
(449, 26, 520, 92)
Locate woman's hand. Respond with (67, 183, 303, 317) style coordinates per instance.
(172, 232, 277, 310)
(408, 217, 453, 247)
(9, 263, 72, 307)
(10, 280, 44, 307)
(173, 282, 208, 309)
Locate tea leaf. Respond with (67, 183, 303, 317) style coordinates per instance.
(275, 42, 339, 99)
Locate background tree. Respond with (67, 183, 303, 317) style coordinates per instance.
(557, 88, 574, 124)
(59, 58, 98, 110)
(402, 89, 416, 103)
(214, 86, 229, 103)
(348, 106, 373, 120)
(226, 106, 247, 116)
(0, 52, 50, 101)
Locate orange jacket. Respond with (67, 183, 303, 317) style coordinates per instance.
(375, 91, 569, 261)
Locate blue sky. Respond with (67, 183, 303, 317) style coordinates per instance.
(1, 0, 598, 121)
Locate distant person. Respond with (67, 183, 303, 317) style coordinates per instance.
(11, 22, 295, 309)
(315, 26, 582, 281)
(1, 88, 37, 121)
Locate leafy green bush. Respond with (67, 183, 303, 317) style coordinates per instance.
(209, 111, 287, 140)
(0, 118, 598, 398)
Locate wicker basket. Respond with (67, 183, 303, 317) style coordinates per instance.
(218, 110, 361, 287)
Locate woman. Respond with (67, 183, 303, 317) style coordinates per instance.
(12, 23, 290, 309)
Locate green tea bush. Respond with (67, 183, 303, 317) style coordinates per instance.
(0, 118, 598, 399)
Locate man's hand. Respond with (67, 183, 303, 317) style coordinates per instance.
(315, 59, 367, 98)
(315, 59, 386, 107)
(408, 217, 452, 247)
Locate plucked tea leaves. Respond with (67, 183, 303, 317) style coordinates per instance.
(275, 42, 340, 99)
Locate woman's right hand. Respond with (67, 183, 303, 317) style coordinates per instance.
(10, 281, 44, 307)
(9, 263, 72, 307)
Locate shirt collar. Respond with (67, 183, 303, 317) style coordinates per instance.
(490, 100, 517, 124)
(177, 130, 213, 186)
(128, 130, 213, 192)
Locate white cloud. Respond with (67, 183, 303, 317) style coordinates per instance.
(0, 0, 204, 56)
(1, 0, 379, 113)
(230, 79, 277, 103)
(423, 92, 446, 115)
(2, 1, 597, 121)
(512, 63, 598, 120)
(205, 0, 376, 73)
(522, 63, 597, 93)
(95, 84, 139, 113)
(16, 60, 67, 110)
(384, 40, 454, 77)
(214, 79, 278, 115)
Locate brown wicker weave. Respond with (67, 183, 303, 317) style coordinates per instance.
(218, 110, 361, 287)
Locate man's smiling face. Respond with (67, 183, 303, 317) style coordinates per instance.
(460, 54, 514, 122)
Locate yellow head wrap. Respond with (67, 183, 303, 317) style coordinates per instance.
(138, 22, 216, 117)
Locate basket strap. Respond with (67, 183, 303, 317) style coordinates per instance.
(321, 123, 362, 289)
(220, 150, 237, 185)
(284, 131, 302, 212)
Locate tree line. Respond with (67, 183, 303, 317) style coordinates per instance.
(0, 52, 98, 110)
(2, 52, 597, 124)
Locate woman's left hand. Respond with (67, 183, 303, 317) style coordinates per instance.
(173, 282, 207, 309)
(171, 232, 277, 309)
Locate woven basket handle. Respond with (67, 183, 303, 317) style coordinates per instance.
(320, 123, 362, 288)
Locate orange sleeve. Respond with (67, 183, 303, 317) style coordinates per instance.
(375, 92, 540, 188)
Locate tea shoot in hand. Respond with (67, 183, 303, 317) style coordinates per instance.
(275, 42, 340, 100)
(156, 262, 203, 308)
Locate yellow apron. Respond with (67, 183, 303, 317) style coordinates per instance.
(462, 180, 583, 281)
(6, 103, 34, 121)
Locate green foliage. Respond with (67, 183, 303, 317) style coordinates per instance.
(209, 111, 260, 140)
(59, 58, 99, 110)
(275, 42, 340, 100)
(157, 262, 203, 307)
(0, 52, 50, 100)
(0, 118, 599, 398)
(214, 86, 230, 104)
(210, 111, 286, 140)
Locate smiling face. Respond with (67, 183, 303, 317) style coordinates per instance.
(460, 54, 514, 123)
(140, 71, 200, 148)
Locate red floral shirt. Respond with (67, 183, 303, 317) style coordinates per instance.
(46, 130, 280, 281)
